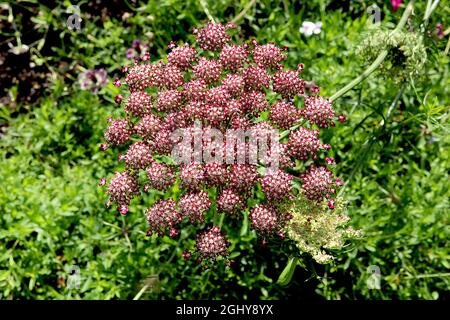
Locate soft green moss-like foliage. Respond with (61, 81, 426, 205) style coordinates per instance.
(282, 197, 362, 264)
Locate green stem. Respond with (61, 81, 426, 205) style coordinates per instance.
(199, 0, 216, 22)
(329, 51, 388, 101)
(231, 0, 257, 25)
(423, 0, 440, 23)
(329, 1, 415, 102)
(218, 212, 225, 228)
(278, 120, 306, 141)
(445, 36, 450, 56)
(403, 272, 450, 279)
(133, 284, 149, 300)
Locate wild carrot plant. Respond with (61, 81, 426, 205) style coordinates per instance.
(99, 21, 359, 267)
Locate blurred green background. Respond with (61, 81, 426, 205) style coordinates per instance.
(0, 0, 449, 299)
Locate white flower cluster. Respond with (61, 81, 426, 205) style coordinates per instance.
(281, 196, 362, 264)
(300, 21, 322, 37)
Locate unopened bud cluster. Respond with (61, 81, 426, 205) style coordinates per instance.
(357, 29, 427, 83)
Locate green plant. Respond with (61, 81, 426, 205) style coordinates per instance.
(1, 0, 448, 300)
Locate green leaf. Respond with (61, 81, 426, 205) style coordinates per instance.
(240, 211, 249, 236)
(277, 256, 298, 286)
(29, 277, 36, 291)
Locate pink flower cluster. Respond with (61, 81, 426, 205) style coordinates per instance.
(100, 21, 345, 264)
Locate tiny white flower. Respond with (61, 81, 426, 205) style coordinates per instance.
(8, 42, 29, 55)
(300, 21, 322, 37)
(313, 22, 322, 34)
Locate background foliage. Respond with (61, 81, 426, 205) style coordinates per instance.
(0, 0, 448, 299)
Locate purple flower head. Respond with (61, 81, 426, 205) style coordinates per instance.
(78, 68, 108, 93)
(132, 39, 141, 49)
(126, 39, 150, 60)
(436, 23, 444, 38)
(95, 69, 108, 86)
(126, 48, 135, 59)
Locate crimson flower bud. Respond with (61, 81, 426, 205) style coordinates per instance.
(119, 205, 129, 215)
(226, 259, 236, 267)
(182, 250, 192, 260)
(168, 41, 176, 49)
(115, 94, 123, 104)
(195, 226, 229, 261)
(311, 86, 320, 94)
(327, 200, 335, 209)
(338, 114, 346, 123)
(170, 228, 179, 237)
(99, 178, 106, 187)
(113, 78, 122, 87)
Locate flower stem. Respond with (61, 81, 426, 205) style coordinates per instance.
(445, 36, 450, 56)
(329, 1, 415, 102)
(133, 283, 149, 300)
(329, 51, 388, 102)
(423, 0, 440, 23)
(231, 0, 257, 25)
(199, 0, 216, 23)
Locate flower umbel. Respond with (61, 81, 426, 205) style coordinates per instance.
(100, 21, 351, 264)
